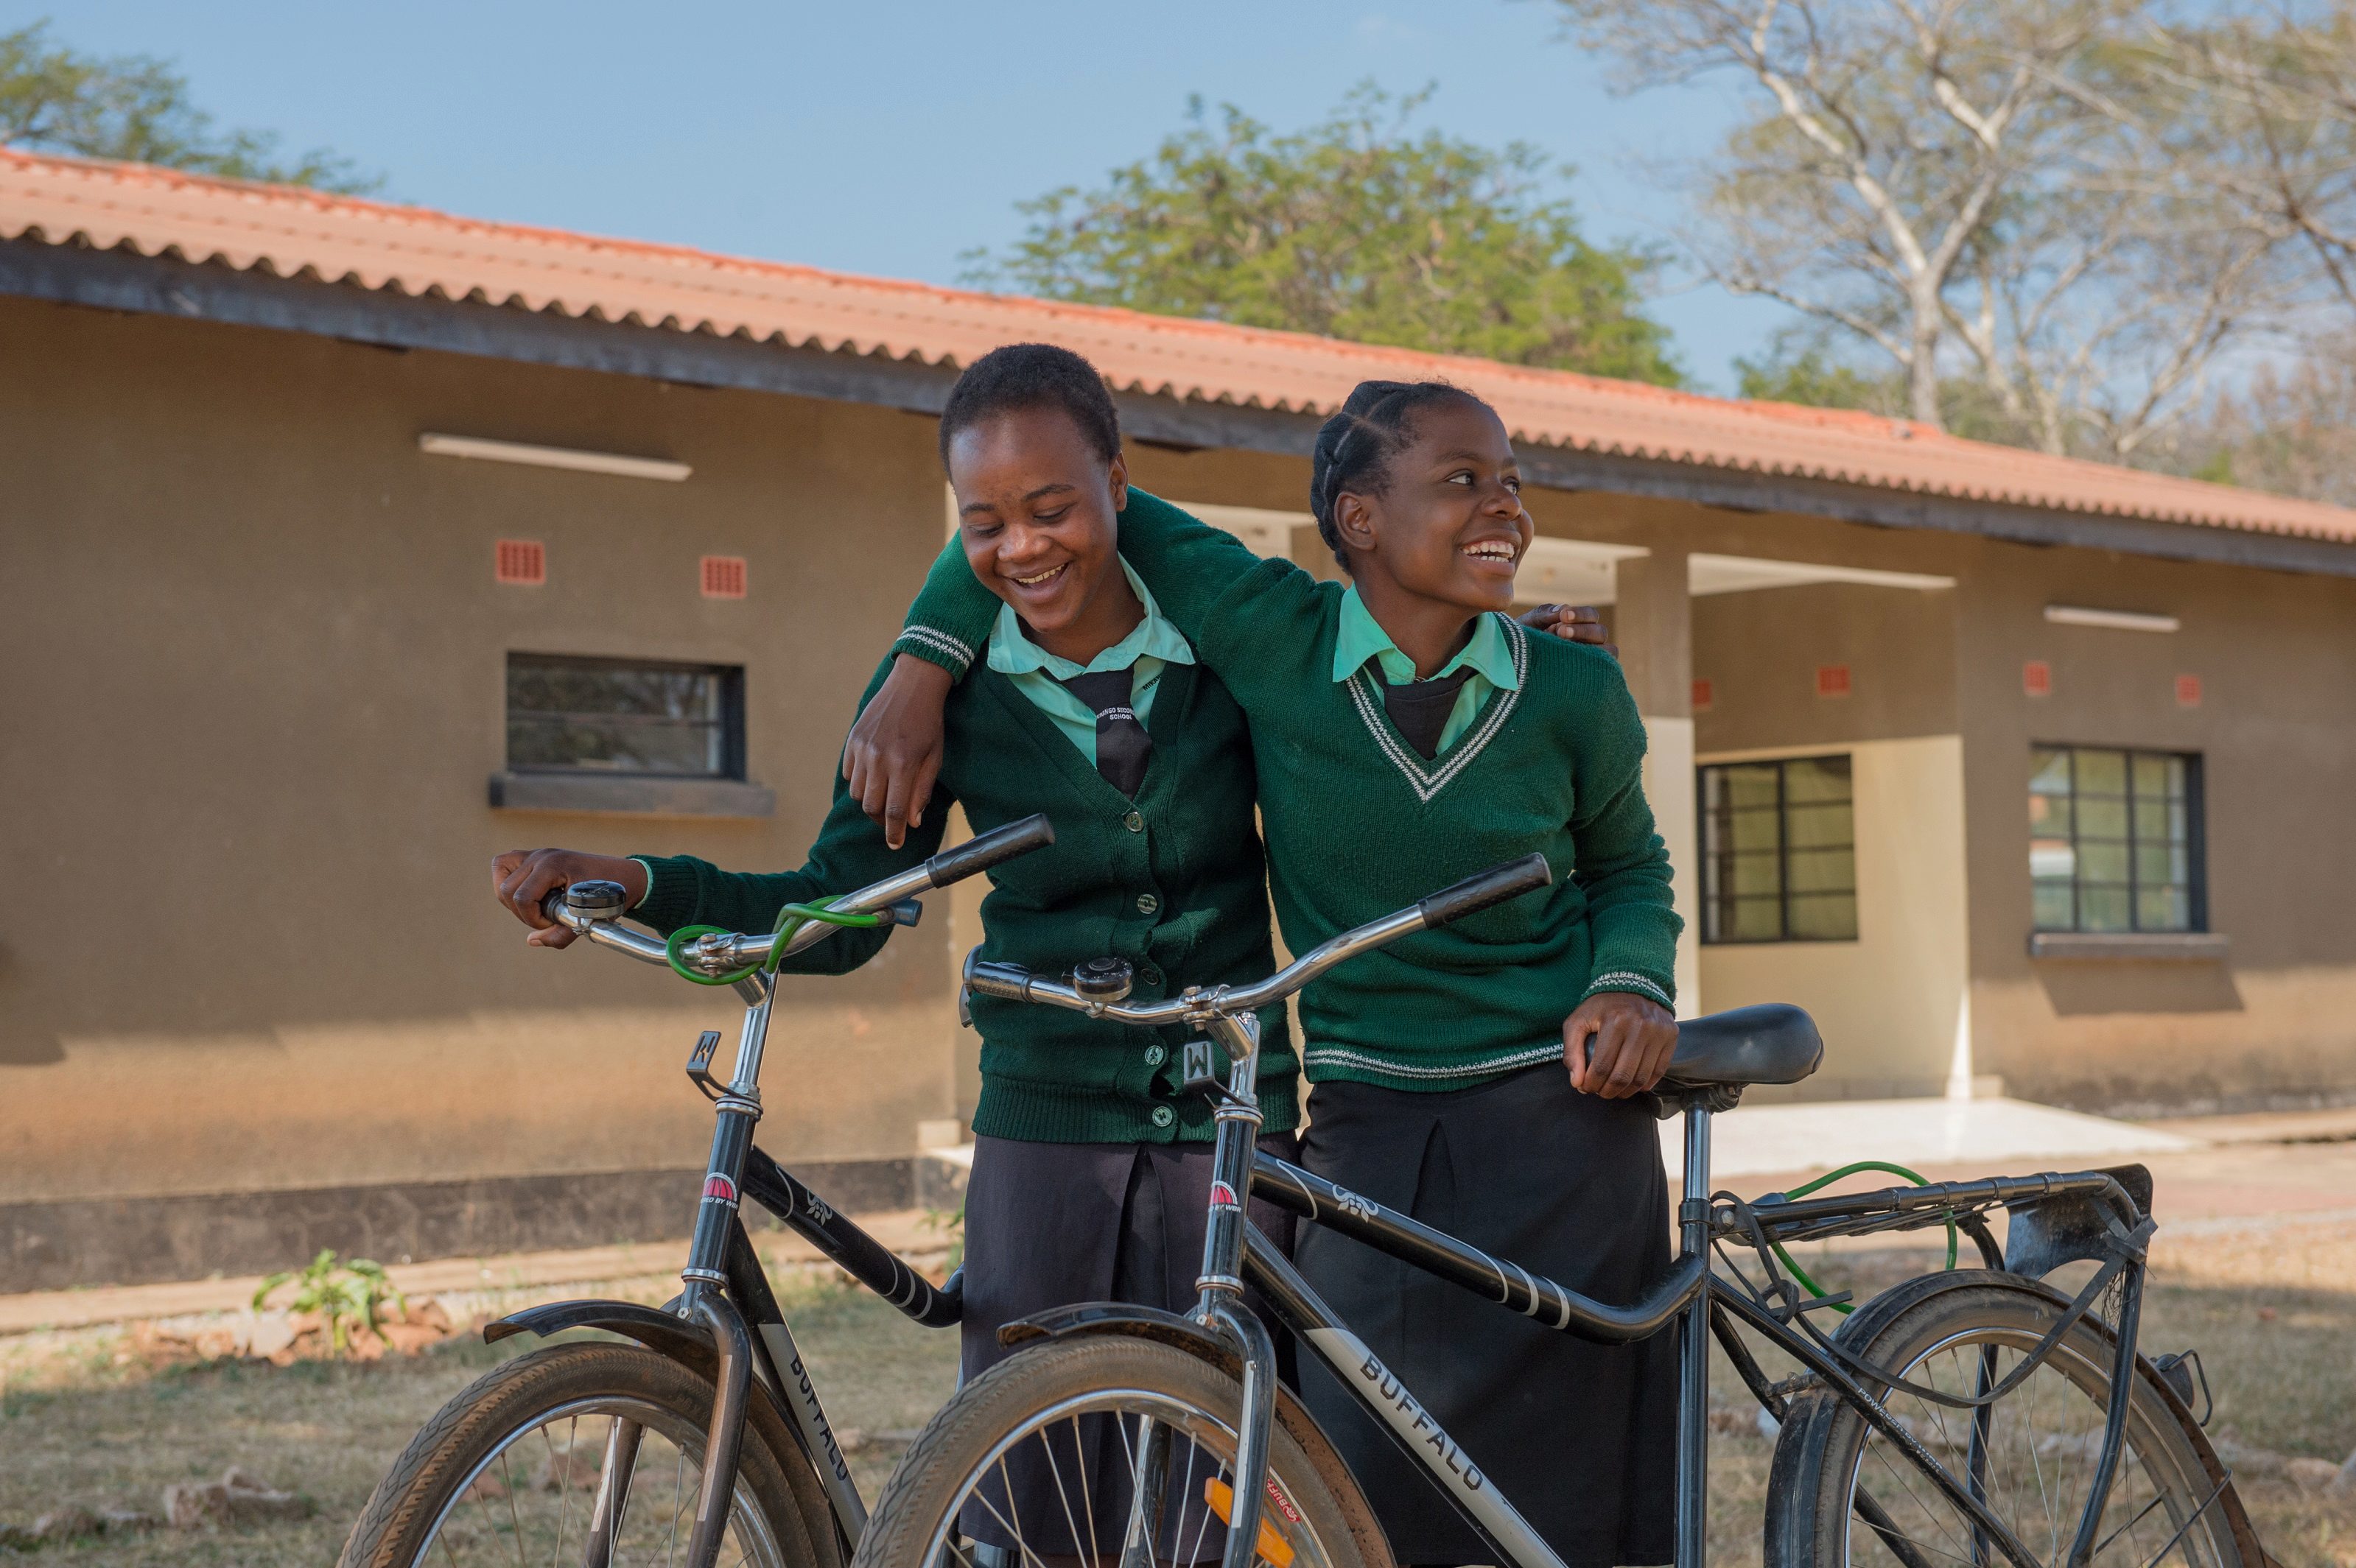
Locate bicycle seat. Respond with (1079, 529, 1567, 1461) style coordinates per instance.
(1659, 1004, 1823, 1091)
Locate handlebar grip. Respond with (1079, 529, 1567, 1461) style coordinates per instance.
(964, 959, 1038, 1001)
(1417, 853, 1553, 929)
(925, 813, 1055, 889)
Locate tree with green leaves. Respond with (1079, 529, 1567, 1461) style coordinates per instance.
(967, 85, 1681, 385)
(1, 18, 377, 193)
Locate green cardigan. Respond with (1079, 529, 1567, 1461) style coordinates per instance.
(634, 652, 1296, 1144)
(894, 491, 1681, 1093)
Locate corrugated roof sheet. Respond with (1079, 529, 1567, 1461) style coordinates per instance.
(6, 147, 2353, 546)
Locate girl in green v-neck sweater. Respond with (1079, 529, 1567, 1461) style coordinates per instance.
(872, 380, 1686, 1567)
(889, 484, 1678, 1090)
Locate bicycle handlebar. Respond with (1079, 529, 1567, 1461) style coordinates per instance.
(539, 813, 1058, 979)
(962, 852, 1554, 1030)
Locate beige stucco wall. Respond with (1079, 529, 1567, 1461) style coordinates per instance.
(1950, 534, 2356, 1112)
(0, 297, 960, 1203)
(1697, 736, 1971, 1100)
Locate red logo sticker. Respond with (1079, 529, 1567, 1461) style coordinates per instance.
(703, 1175, 739, 1205)
(1208, 1181, 1239, 1208)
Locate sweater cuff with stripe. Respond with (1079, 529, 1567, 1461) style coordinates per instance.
(1580, 967, 1676, 1011)
(894, 625, 978, 680)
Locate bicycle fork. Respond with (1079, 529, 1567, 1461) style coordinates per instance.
(1188, 1011, 1280, 1568)
(666, 971, 778, 1568)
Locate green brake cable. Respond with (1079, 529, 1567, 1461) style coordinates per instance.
(1768, 1159, 1958, 1315)
(662, 896, 883, 986)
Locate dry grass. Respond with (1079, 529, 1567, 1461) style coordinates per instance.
(1, 1229, 2347, 1567)
(0, 1259, 958, 1566)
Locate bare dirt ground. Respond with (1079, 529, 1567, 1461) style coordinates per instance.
(1, 1140, 2349, 1567)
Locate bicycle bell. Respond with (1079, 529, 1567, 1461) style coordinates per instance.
(1070, 956, 1134, 1002)
(564, 879, 630, 922)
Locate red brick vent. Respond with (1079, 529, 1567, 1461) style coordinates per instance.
(495, 539, 546, 586)
(1691, 678, 1714, 712)
(2023, 660, 2052, 697)
(1815, 664, 1851, 699)
(701, 555, 748, 599)
(2176, 674, 2202, 708)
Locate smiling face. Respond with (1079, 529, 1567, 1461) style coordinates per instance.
(945, 404, 1137, 662)
(1330, 397, 1532, 616)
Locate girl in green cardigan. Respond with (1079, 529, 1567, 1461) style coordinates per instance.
(491, 345, 1310, 1562)
(859, 379, 1683, 1567)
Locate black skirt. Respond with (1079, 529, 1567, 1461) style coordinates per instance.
(958, 1132, 1302, 1558)
(1294, 1066, 1676, 1568)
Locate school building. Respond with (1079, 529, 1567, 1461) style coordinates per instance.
(4, 150, 2353, 1291)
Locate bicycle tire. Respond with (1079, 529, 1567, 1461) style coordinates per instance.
(339, 1340, 842, 1568)
(851, 1335, 1393, 1568)
(1766, 1271, 2252, 1568)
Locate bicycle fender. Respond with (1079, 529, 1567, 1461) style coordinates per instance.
(1000, 1301, 1358, 1484)
(484, 1298, 721, 1374)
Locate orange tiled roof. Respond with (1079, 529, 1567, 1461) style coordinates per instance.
(5, 147, 2354, 546)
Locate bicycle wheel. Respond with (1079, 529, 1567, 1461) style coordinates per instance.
(851, 1335, 1392, 1568)
(1767, 1272, 2248, 1568)
(340, 1340, 841, 1568)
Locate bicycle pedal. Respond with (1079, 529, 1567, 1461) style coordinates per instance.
(685, 1030, 726, 1101)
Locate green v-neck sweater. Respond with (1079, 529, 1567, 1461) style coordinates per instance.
(894, 491, 1680, 1092)
(631, 652, 1296, 1145)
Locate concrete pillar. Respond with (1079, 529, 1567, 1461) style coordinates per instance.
(1614, 551, 1701, 1018)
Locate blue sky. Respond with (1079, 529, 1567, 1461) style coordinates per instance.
(32, 0, 1795, 390)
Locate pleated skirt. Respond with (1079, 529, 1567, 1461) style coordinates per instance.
(1294, 1066, 1677, 1568)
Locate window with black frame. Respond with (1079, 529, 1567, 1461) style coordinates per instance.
(2028, 746, 2203, 932)
(505, 653, 745, 778)
(1697, 754, 1858, 943)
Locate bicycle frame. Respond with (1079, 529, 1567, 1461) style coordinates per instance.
(485, 815, 1056, 1568)
(1178, 1024, 2162, 1568)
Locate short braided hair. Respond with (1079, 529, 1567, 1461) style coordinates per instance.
(938, 342, 1121, 470)
(1308, 379, 1493, 568)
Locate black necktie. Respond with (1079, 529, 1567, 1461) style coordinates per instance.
(1381, 664, 1475, 761)
(1059, 667, 1154, 796)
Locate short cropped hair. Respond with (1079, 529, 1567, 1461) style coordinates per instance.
(938, 342, 1122, 470)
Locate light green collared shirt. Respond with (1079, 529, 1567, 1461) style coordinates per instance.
(988, 558, 1196, 764)
(1330, 587, 1521, 756)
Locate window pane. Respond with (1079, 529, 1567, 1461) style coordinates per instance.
(1786, 848, 1855, 895)
(2080, 886, 2132, 932)
(1787, 893, 1858, 941)
(2136, 887, 2191, 931)
(2033, 882, 2076, 931)
(2029, 749, 2073, 795)
(2131, 752, 2178, 800)
(1721, 851, 1782, 899)
(1711, 765, 1781, 812)
(2029, 839, 2076, 880)
(2134, 843, 2183, 887)
(2028, 791, 2071, 836)
(2075, 749, 2128, 795)
(1724, 898, 1785, 942)
(1784, 756, 1852, 804)
(507, 655, 738, 778)
(1786, 801, 1854, 851)
(2077, 797, 2128, 840)
(2078, 840, 2129, 885)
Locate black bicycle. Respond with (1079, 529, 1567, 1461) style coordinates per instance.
(338, 815, 1059, 1568)
(846, 854, 2262, 1568)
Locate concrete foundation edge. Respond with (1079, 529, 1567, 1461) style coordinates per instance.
(0, 1158, 916, 1295)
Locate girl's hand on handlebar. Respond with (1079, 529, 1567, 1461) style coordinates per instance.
(491, 848, 648, 949)
(844, 654, 952, 849)
(1517, 603, 1613, 656)
(1564, 991, 1677, 1099)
